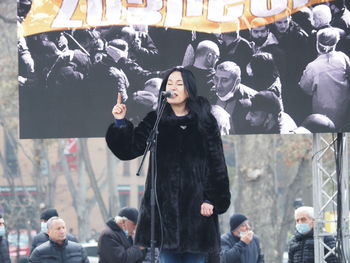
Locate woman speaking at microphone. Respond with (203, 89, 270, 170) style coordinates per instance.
(106, 67, 230, 263)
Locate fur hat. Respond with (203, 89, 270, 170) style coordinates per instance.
(230, 213, 248, 231)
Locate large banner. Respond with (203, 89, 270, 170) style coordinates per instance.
(18, 0, 350, 138)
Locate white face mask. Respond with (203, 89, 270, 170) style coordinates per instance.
(0, 226, 5, 237)
(216, 80, 238, 102)
(41, 222, 48, 233)
(316, 41, 335, 54)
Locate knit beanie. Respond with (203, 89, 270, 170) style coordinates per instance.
(230, 213, 248, 231)
(118, 207, 139, 224)
(40, 208, 59, 221)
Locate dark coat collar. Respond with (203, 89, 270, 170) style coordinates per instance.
(295, 229, 314, 241)
(106, 218, 123, 233)
(161, 110, 196, 127)
(49, 238, 68, 248)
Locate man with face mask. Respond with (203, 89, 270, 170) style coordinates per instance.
(98, 207, 147, 263)
(214, 61, 257, 134)
(0, 214, 10, 263)
(220, 213, 264, 263)
(30, 208, 78, 254)
(288, 206, 338, 263)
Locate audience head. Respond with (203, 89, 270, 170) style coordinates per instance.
(47, 217, 67, 244)
(294, 206, 314, 234)
(194, 40, 220, 69)
(312, 5, 332, 29)
(316, 28, 340, 54)
(247, 52, 279, 88)
(245, 91, 282, 129)
(301, 114, 336, 132)
(250, 18, 269, 46)
(214, 61, 241, 101)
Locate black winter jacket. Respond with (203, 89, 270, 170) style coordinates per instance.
(0, 236, 11, 263)
(220, 232, 264, 263)
(288, 230, 338, 263)
(31, 232, 78, 254)
(98, 218, 146, 263)
(29, 239, 89, 263)
(106, 109, 231, 253)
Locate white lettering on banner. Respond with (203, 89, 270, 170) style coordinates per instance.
(127, 0, 163, 25)
(47, 0, 315, 33)
(164, 0, 183, 26)
(87, 0, 110, 26)
(250, 0, 288, 17)
(52, 0, 82, 28)
(105, 0, 122, 25)
(187, 0, 204, 17)
(207, 0, 244, 22)
(293, 0, 310, 9)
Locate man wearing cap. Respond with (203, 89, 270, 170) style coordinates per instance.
(98, 207, 147, 263)
(220, 213, 264, 263)
(31, 208, 78, 254)
(245, 91, 297, 134)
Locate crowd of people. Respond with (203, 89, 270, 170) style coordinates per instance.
(18, 0, 350, 136)
(0, 206, 339, 262)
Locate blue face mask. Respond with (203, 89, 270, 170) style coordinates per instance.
(123, 229, 129, 236)
(296, 223, 311, 234)
(0, 226, 6, 237)
(41, 222, 48, 233)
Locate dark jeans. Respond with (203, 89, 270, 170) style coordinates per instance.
(160, 251, 205, 263)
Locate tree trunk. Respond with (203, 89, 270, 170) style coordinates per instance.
(235, 135, 279, 262)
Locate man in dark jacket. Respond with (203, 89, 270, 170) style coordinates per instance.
(288, 206, 338, 263)
(185, 40, 219, 104)
(0, 214, 11, 263)
(29, 216, 89, 263)
(98, 207, 147, 263)
(31, 208, 78, 254)
(220, 213, 264, 263)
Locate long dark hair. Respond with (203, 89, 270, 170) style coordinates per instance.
(158, 67, 216, 136)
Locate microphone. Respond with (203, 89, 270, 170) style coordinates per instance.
(161, 91, 174, 98)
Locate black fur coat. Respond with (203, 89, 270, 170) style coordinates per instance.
(106, 110, 231, 254)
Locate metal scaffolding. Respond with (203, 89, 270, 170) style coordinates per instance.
(312, 133, 349, 262)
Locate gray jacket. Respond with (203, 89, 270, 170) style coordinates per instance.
(29, 239, 89, 263)
(31, 232, 78, 254)
(220, 232, 264, 263)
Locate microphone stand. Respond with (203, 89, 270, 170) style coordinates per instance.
(136, 96, 168, 263)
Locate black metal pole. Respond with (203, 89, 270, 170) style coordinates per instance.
(135, 98, 167, 263)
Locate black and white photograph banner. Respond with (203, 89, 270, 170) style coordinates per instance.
(18, 0, 350, 138)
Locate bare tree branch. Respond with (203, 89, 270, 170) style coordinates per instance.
(80, 138, 109, 221)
